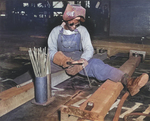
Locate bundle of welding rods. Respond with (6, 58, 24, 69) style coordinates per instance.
(28, 47, 51, 77)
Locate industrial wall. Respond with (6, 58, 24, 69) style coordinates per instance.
(0, 0, 110, 36)
(110, 0, 150, 37)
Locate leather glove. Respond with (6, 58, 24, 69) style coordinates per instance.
(65, 59, 88, 76)
(53, 51, 73, 68)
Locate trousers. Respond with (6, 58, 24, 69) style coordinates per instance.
(79, 58, 124, 82)
(51, 54, 124, 82)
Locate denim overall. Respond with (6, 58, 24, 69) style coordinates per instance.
(52, 28, 124, 82)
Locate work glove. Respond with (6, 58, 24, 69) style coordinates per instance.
(53, 51, 73, 68)
(65, 58, 88, 76)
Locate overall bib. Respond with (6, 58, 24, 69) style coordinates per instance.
(52, 28, 124, 82)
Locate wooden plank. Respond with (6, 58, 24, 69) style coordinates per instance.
(0, 82, 34, 117)
(92, 40, 150, 56)
(61, 56, 141, 120)
(136, 105, 150, 121)
(0, 70, 71, 117)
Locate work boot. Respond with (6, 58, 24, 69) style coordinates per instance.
(121, 73, 149, 96)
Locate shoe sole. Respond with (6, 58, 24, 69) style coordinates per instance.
(138, 73, 149, 87)
(131, 73, 149, 96)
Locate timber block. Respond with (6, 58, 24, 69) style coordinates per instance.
(61, 80, 124, 121)
(79, 80, 123, 117)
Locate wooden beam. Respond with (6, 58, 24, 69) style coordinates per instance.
(119, 56, 141, 76)
(92, 40, 150, 56)
(0, 82, 34, 117)
(61, 56, 141, 121)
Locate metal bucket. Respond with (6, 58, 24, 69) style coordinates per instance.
(35, 76, 47, 104)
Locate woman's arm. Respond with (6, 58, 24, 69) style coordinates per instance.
(78, 26, 94, 61)
(48, 26, 62, 60)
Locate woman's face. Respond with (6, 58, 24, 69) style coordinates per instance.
(65, 19, 80, 31)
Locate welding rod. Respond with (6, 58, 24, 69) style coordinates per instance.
(33, 47, 40, 76)
(28, 47, 48, 77)
(28, 48, 39, 77)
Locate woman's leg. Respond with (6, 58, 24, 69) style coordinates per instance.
(79, 58, 124, 82)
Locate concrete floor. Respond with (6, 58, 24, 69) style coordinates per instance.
(0, 31, 150, 121)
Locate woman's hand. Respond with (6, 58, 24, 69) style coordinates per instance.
(65, 58, 88, 76)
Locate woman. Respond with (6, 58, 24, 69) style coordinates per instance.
(48, 4, 148, 96)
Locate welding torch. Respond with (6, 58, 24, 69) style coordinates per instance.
(66, 61, 83, 65)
